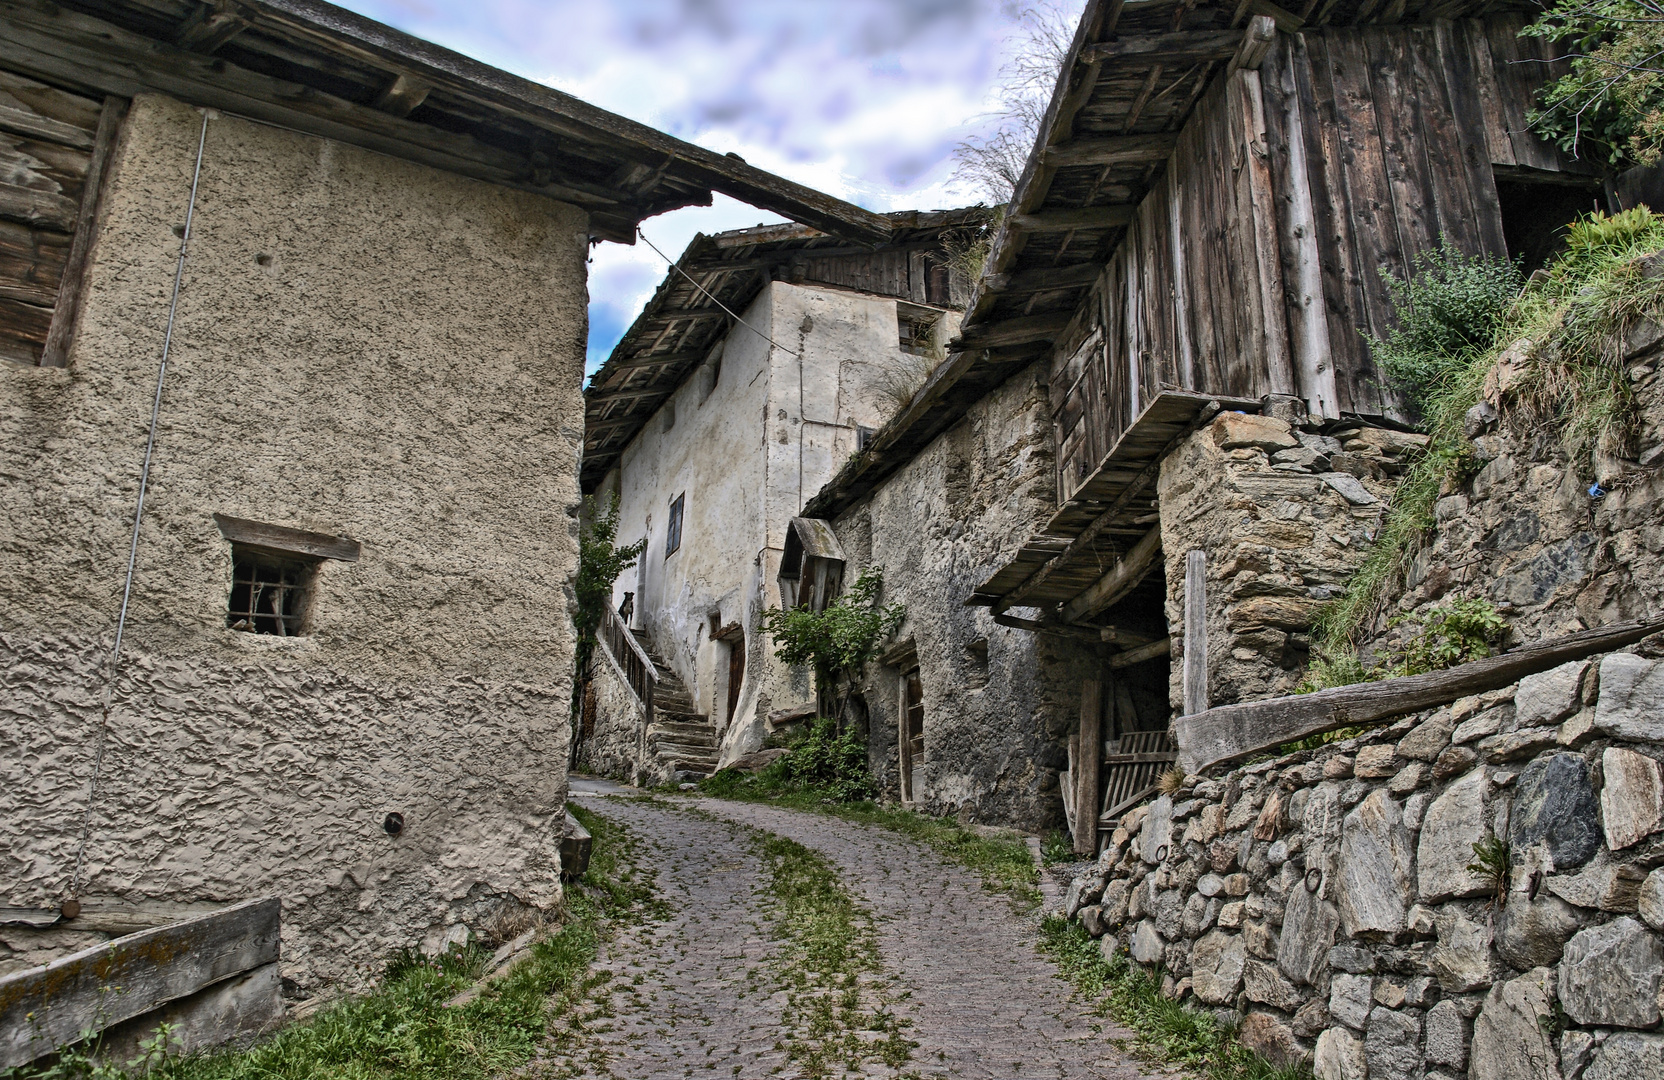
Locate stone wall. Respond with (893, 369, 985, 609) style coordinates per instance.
(1157, 407, 1417, 707)
(576, 644, 650, 785)
(0, 97, 587, 993)
(1369, 335, 1664, 661)
(834, 362, 1098, 831)
(1063, 650, 1664, 1079)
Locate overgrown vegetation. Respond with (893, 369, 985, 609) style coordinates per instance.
(953, 2, 1075, 201)
(704, 715, 875, 802)
(1468, 833, 1512, 909)
(1306, 211, 1664, 684)
(571, 493, 647, 719)
(25, 808, 652, 1080)
(1039, 917, 1310, 1080)
(1526, 0, 1664, 169)
(755, 833, 914, 1077)
(761, 564, 904, 728)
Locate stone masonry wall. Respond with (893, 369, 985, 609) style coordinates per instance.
(1064, 651, 1664, 1079)
(1158, 408, 1419, 708)
(575, 646, 651, 786)
(835, 362, 1099, 831)
(1368, 334, 1664, 662)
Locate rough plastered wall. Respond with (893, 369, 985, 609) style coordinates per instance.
(834, 362, 1096, 831)
(0, 96, 588, 994)
(1158, 409, 1416, 706)
(1372, 331, 1664, 659)
(1061, 648, 1664, 1080)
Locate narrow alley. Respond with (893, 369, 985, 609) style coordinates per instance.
(534, 779, 1169, 1080)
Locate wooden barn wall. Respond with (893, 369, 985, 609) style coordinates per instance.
(1053, 15, 1586, 499)
(1259, 15, 1585, 420)
(798, 249, 964, 308)
(1052, 72, 1291, 502)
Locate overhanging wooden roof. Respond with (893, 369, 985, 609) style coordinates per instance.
(968, 390, 1257, 617)
(581, 208, 985, 491)
(0, 0, 892, 245)
(802, 0, 1535, 523)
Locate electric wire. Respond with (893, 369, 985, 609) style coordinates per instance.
(635, 227, 801, 357)
(69, 110, 211, 900)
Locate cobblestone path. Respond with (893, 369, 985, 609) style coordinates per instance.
(541, 781, 1167, 1080)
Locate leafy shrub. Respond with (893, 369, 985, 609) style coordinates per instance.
(762, 565, 904, 726)
(1378, 599, 1510, 678)
(706, 716, 872, 803)
(1371, 244, 1523, 412)
(1526, 0, 1664, 169)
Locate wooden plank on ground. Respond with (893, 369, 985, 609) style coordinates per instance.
(0, 897, 280, 1070)
(1174, 619, 1664, 774)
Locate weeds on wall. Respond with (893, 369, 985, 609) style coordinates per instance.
(572, 493, 647, 716)
(37, 806, 654, 1080)
(762, 564, 904, 728)
(1038, 917, 1311, 1080)
(1306, 210, 1664, 686)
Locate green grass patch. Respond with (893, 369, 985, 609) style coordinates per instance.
(1039, 917, 1311, 1080)
(700, 771, 1039, 907)
(21, 806, 654, 1080)
(754, 832, 914, 1078)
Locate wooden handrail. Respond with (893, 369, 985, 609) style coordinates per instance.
(597, 602, 656, 723)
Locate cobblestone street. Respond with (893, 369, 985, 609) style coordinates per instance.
(533, 780, 1168, 1080)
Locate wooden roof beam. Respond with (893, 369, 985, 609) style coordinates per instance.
(952, 311, 1073, 350)
(1081, 28, 1244, 64)
(1009, 205, 1135, 233)
(983, 262, 1103, 296)
(372, 73, 432, 118)
(1043, 133, 1178, 168)
(1059, 525, 1163, 624)
(177, 1, 250, 54)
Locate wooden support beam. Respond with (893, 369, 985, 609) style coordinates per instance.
(213, 513, 360, 562)
(1044, 133, 1178, 168)
(991, 612, 1103, 643)
(1174, 619, 1664, 775)
(1227, 15, 1279, 76)
(1182, 550, 1208, 717)
(372, 73, 432, 118)
(1009, 205, 1136, 234)
(0, 181, 76, 231)
(41, 96, 124, 369)
(1075, 678, 1102, 855)
(0, 898, 279, 1070)
(952, 311, 1073, 350)
(983, 262, 1103, 296)
(1060, 526, 1163, 624)
(1081, 28, 1243, 64)
(1109, 636, 1171, 670)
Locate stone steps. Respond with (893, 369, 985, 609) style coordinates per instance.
(630, 630, 718, 779)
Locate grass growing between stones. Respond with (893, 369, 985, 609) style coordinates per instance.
(753, 832, 916, 1079)
(50, 807, 655, 1080)
(1038, 916, 1312, 1080)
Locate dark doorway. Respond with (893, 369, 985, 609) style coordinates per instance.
(726, 630, 746, 723)
(900, 668, 924, 803)
(1495, 171, 1607, 275)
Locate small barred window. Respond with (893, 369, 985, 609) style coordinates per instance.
(227, 548, 315, 636)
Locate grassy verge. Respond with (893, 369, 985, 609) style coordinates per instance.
(700, 770, 1039, 906)
(754, 832, 915, 1078)
(23, 806, 653, 1080)
(1039, 917, 1311, 1080)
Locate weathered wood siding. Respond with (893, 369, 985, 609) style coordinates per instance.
(1054, 17, 1584, 501)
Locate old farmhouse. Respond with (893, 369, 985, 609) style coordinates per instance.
(0, 0, 885, 1006)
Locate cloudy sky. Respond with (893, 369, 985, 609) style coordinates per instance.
(334, 0, 1082, 377)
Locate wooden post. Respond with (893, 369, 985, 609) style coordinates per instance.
(1182, 550, 1208, 717)
(1075, 677, 1102, 855)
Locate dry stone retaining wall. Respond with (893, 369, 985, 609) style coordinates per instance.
(1064, 650, 1664, 1079)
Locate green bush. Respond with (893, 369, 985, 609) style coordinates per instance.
(706, 716, 872, 803)
(1371, 244, 1522, 412)
(1379, 599, 1510, 678)
(1526, 0, 1664, 169)
(761, 565, 904, 725)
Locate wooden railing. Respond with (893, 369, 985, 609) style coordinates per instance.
(598, 601, 655, 725)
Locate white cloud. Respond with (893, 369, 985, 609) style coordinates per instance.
(337, 0, 1083, 369)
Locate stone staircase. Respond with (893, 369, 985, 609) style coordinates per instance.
(633, 629, 720, 781)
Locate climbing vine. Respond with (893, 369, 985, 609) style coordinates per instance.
(761, 564, 904, 727)
(572, 494, 647, 713)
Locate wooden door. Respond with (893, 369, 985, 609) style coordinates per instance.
(900, 669, 925, 802)
(726, 631, 745, 723)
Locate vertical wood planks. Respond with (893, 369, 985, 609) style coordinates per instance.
(1183, 550, 1209, 718)
(1076, 677, 1103, 855)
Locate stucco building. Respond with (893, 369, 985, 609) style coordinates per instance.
(575, 212, 977, 784)
(0, 0, 884, 995)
